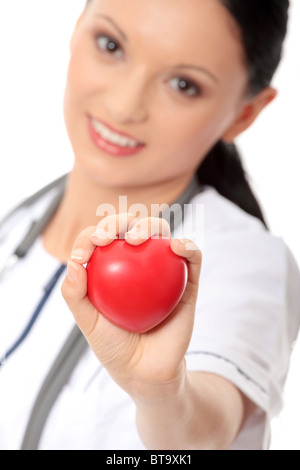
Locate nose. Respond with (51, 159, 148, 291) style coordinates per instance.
(104, 68, 149, 124)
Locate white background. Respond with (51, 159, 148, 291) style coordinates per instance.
(0, 0, 299, 450)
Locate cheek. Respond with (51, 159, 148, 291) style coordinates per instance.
(154, 102, 232, 167)
(64, 43, 105, 113)
(64, 57, 86, 129)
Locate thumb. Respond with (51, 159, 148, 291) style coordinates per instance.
(61, 260, 99, 338)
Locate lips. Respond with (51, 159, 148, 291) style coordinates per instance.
(88, 115, 146, 157)
(96, 117, 144, 144)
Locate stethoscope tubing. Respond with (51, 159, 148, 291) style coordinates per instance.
(0, 176, 67, 283)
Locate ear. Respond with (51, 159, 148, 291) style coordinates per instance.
(222, 87, 278, 143)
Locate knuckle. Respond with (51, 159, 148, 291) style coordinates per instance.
(97, 214, 116, 229)
(97, 213, 137, 234)
(78, 225, 97, 239)
(160, 218, 171, 232)
(61, 279, 71, 301)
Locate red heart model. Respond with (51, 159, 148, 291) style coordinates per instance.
(86, 236, 188, 333)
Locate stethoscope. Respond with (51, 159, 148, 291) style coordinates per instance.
(0, 173, 202, 449)
(0, 175, 67, 367)
(0, 174, 67, 283)
(0, 174, 202, 365)
(0, 173, 201, 370)
(0, 174, 87, 450)
(0, 173, 201, 284)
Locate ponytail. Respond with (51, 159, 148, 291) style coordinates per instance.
(202, 0, 289, 229)
(196, 141, 268, 229)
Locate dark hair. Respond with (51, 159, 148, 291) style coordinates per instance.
(197, 0, 289, 227)
(85, 0, 289, 227)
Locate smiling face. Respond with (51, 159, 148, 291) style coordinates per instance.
(63, 0, 250, 189)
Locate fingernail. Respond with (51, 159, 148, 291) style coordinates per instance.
(67, 260, 79, 283)
(180, 239, 198, 251)
(71, 248, 85, 261)
(126, 225, 141, 239)
(127, 225, 140, 234)
(91, 227, 110, 239)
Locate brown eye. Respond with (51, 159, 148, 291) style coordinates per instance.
(96, 35, 123, 58)
(170, 77, 200, 97)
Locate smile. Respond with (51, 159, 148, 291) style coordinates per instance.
(88, 116, 146, 157)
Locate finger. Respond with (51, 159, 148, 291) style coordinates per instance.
(125, 217, 171, 245)
(69, 225, 98, 265)
(61, 260, 99, 338)
(69, 213, 140, 265)
(90, 213, 139, 246)
(170, 239, 202, 300)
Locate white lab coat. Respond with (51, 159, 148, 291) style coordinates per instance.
(0, 185, 299, 450)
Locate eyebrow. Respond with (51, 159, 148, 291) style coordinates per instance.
(176, 64, 219, 84)
(95, 14, 128, 42)
(95, 14, 219, 84)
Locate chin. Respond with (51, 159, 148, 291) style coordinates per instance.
(73, 156, 139, 189)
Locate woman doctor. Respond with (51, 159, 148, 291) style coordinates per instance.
(1, 0, 300, 450)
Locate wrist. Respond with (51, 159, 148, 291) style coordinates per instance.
(129, 360, 188, 408)
(132, 365, 196, 450)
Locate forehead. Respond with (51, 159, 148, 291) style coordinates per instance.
(85, 0, 246, 76)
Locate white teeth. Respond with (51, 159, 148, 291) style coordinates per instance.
(91, 118, 140, 147)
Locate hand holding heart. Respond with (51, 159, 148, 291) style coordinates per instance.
(61, 213, 202, 398)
